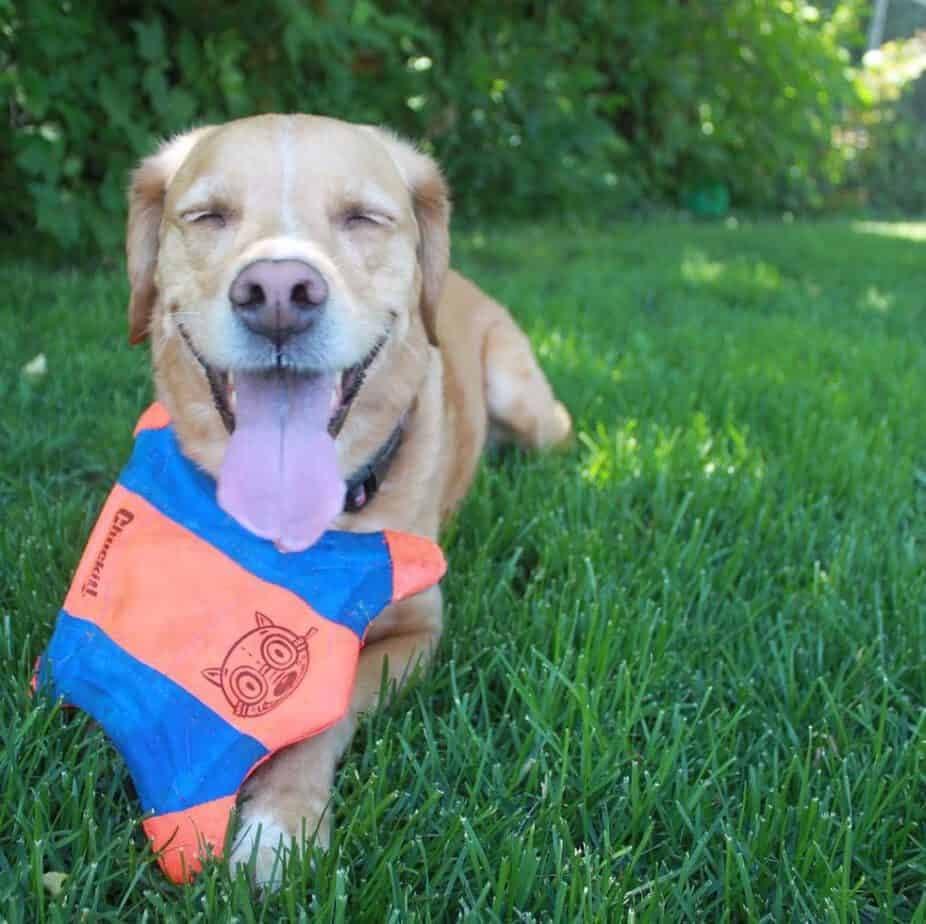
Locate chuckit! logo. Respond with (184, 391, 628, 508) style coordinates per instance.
(81, 507, 135, 597)
(202, 612, 317, 718)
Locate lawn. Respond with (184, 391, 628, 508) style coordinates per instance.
(1, 219, 925, 922)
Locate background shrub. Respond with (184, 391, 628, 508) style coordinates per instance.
(582, 0, 861, 212)
(841, 31, 926, 214)
(1, 0, 923, 256)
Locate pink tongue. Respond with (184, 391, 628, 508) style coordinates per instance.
(217, 370, 345, 552)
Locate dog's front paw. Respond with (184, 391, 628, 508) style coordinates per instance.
(546, 400, 573, 449)
(228, 806, 330, 890)
(228, 808, 292, 890)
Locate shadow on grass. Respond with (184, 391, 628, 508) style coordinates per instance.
(453, 220, 926, 602)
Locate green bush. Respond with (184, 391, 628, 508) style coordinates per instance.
(0, 1, 886, 256)
(2, 1, 621, 254)
(842, 32, 926, 213)
(2, 1, 432, 253)
(587, 0, 866, 212)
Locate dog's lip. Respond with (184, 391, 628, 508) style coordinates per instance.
(222, 332, 389, 437)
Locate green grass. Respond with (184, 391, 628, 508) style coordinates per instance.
(2, 219, 925, 922)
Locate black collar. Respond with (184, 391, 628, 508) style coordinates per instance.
(342, 416, 406, 513)
(176, 323, 405, 515)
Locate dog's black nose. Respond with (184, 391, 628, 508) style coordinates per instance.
(229, 259, 328, 341)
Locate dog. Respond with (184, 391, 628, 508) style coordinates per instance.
(125, 113, 571, 885)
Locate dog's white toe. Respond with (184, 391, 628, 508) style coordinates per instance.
(228, 811, 293, 890)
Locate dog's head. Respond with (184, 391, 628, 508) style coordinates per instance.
(126, 114, 450, 549)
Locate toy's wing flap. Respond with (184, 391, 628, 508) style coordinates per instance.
(384, 530, 447, 604)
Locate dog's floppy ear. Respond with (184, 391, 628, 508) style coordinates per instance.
(366, 128, 450, 346)
(126, 127, 214, 345)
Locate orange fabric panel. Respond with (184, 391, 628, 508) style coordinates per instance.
(133, 402, 171, 436)
(63, 485, 359, 750)
(384, 530, 447, 603)
(143, 794, 237, 882)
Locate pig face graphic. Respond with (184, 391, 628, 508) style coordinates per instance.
(202, 612, 317, 717)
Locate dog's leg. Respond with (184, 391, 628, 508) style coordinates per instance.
(229, 586, 442, 887)
(481, 305, 572, 450)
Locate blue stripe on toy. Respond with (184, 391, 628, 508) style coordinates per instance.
(38, 611, 268, 816)
(118, 426, 392, 637)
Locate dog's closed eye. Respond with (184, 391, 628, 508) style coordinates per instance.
(182, 208, 228, 229)
(341, 207, 395, 231)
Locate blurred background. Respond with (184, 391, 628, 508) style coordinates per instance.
(2, 0, 925, 256)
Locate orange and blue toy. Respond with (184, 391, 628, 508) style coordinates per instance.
(35, 403, 446, 883)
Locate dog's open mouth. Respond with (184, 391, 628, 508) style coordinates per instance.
(178, 323, 386, 552)
(221, 340, 384, 440)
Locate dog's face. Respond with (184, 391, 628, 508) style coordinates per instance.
(125, 115, 450, 549)
(135, 116, 446, 373)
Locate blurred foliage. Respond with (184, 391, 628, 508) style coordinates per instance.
(1, 0, 924, 255)
(840, 32, 926, 214)
(584, 0, 861, 213)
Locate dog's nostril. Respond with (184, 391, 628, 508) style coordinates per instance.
(291, 283, 310, 307)
(231, 279, 266, 310)
(290, 276, 327, 308)
(243, 283, 265, 308)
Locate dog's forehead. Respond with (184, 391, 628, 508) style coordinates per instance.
(169, 115, 409, 207)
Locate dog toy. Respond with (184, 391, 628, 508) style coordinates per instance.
(35, 403, 445, 882)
